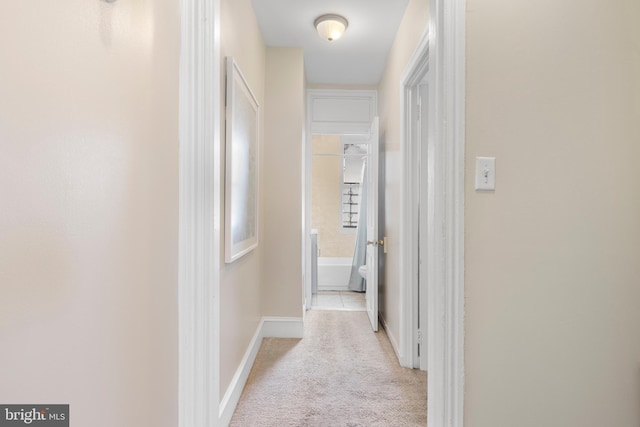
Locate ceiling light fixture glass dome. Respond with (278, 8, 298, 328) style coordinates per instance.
(314, 14, 349, 42)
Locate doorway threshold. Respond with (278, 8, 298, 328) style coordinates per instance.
(311, 291, 366, 311)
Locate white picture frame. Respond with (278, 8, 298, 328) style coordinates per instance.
(225, 57, 259, 263)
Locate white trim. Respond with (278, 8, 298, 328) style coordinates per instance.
(417, 81, 429, 371)
(400, 0, 466, 424)
(400, 30, 430, 370)
(178, 0, 221, 426)
(307, 89, 378, 135)
(262, 317, 305, 338)
(379, 314, 401, 362)
(218, 321, 264, 426)
(427, 0, 466, 426)
(218, 317, 304, 425)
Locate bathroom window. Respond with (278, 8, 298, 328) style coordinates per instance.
(340, 142, 367, 233)
(342, 181, 359, 230)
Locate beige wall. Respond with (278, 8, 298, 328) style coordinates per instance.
(377, 0, 429, 349)
(465, 0, 640, 425)
(0, 1, 179, 426)
(219, 0, 266, 399)
(312, 135, 357, 258)
(261, 47, 305, 317)
(218, 4, 305, 402)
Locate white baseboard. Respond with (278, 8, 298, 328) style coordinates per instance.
(379, 314, 402, 365)
(218, 316, 304, 426)
(219, 320, 263, 426)
(262, 316, 304, 338)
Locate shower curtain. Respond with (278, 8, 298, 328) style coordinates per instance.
(348, 162, 367, 292)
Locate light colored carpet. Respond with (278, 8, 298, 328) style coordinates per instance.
(230, 310, 427, 426)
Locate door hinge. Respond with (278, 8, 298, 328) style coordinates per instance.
(417, 329, 422, 345)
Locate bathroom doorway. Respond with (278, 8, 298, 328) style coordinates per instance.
(304, 89, 380, 331)
(310, 134, 368, 312)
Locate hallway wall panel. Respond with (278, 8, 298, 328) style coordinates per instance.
(219, 0, 266, 400)
(261, 47, 305, 317)
(0, 1, 180, 425)
(465, 0, 640, 425)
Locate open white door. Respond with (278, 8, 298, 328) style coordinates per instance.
(366, 117, 380, 331)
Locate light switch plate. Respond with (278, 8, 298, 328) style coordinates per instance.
(475, 157, 496, 191)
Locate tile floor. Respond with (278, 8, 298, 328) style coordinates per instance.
(311, 290, 366, 311)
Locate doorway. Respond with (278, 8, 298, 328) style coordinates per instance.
(304, 89, 379, 331)
(400, 37, 430, 372)
(307, 127, 379, 330)
(310, 135, 368, 312)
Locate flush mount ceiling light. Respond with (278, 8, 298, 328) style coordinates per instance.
(314, 14, 349, 42)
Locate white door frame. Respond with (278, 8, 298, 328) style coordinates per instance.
(365, 117, 380, 332)
(400, 33, 430, 370)
(427, 1, 465, 425)
(417, 81, 429, 371)
(401, 0, 466, 426)
(178, 0, 221, 426)
(304, 90, 377, 313)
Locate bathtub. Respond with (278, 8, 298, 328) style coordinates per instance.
(317, 257, 353, 291)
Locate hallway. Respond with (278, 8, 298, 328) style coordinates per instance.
(230, 310, 427, 426)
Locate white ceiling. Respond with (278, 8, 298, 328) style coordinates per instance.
(251, 0, 410, 86)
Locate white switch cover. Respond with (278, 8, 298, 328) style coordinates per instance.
(475, 157, 496, 191)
